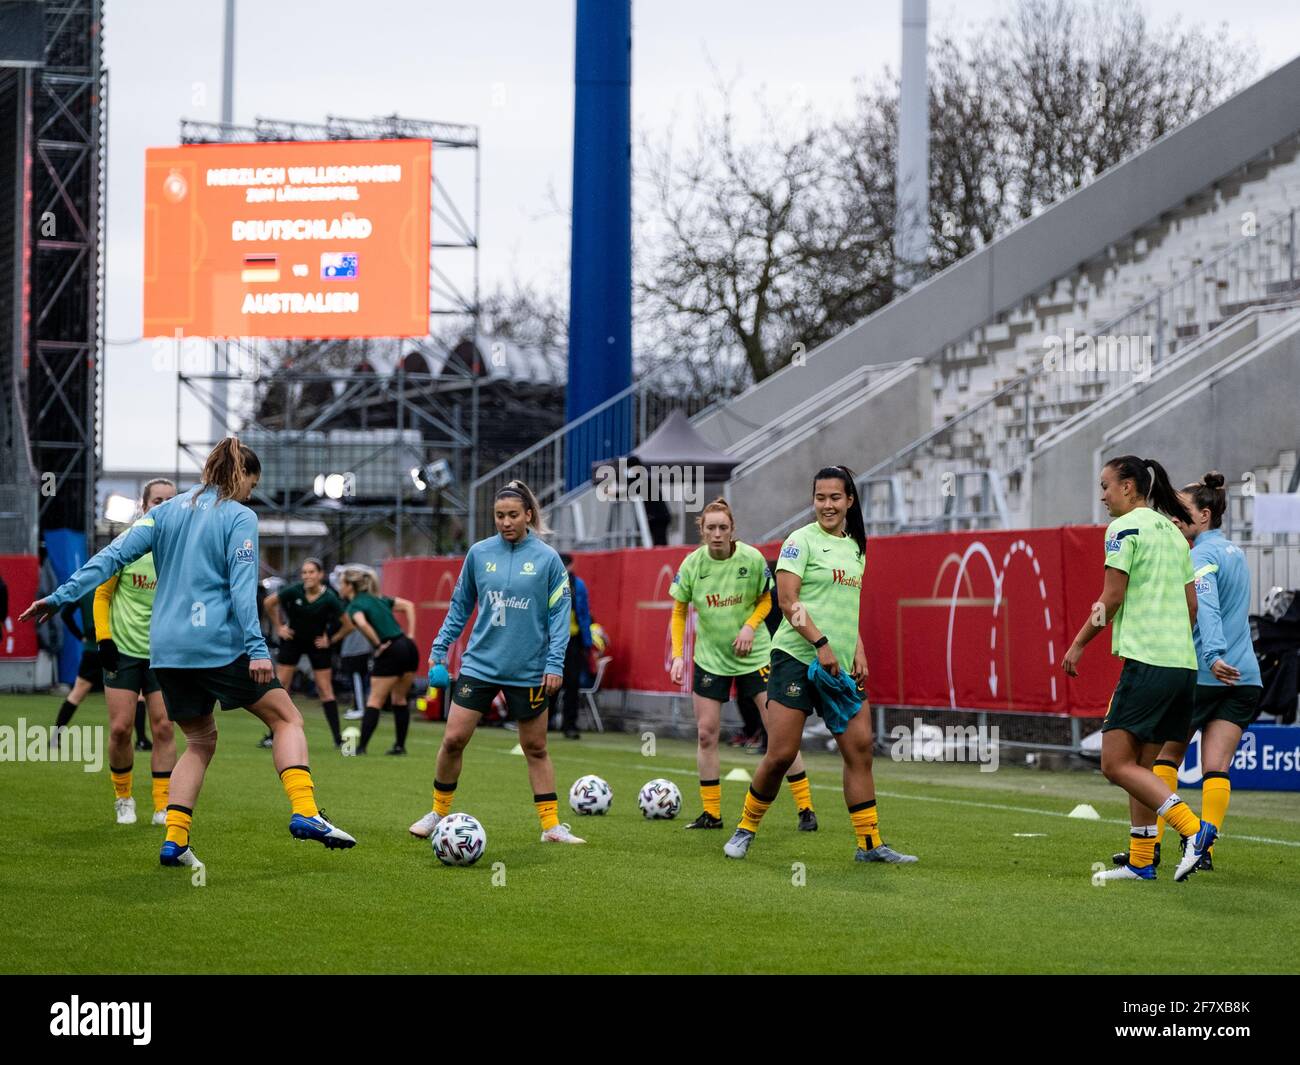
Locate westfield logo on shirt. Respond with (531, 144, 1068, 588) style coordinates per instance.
(831, 569, 862, 589)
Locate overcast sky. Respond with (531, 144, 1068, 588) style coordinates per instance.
(100, 0, 1299, 471)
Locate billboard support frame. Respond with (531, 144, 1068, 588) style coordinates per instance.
(171, 113, 480, 567)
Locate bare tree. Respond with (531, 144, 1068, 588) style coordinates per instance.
(992, 0, 1255, 220)
(638, 91, 892, 390)
(640, 1, 1255, 398)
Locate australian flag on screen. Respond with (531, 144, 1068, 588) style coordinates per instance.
(321, 252, 358, 279)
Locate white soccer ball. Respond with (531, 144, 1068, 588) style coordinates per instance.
(569, 774, 613, 816)
(638, 778, 682, 820)
(431, 812, 487, 867)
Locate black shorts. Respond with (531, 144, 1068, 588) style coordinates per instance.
(692, 661, 769, 702)
(154, 656, 283, 722)
(451, 673, 550, 722)
(276, 637, 334, 671)
(372, 634, 418, 677)
(1191, 684, 1262, 733)
(1102, 660, 1196, 744)
(76, 648, 102, 685)
(103, 652, 160, 695)
(765, 648, 864, 719)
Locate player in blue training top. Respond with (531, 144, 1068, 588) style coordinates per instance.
(21, 438, 356, 870)
(408, 480, 581, 845)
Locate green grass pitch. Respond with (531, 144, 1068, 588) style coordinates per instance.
(2, 692, 1297, 974)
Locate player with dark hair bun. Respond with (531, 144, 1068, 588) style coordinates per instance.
(1064, 456, 1212, 883)
(1111, 471, 1259, 874)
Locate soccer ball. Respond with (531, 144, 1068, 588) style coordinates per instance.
(637, 778, 682, 820)
(569, 774, 613, 816)
(431, 812, 487, 867)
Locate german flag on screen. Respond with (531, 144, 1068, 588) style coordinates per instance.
(241, 254, 279, 283)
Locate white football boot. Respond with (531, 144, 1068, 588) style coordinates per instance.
(114, 797, 137, 825)
(540, 823, 586, 844)
(1094, 863, 1156, 882)
(409, 810, 441, 838)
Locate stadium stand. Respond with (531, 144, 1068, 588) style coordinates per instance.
(512, 55, 1300, 559)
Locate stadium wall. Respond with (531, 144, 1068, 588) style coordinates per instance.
(384, 526, 1121, 719)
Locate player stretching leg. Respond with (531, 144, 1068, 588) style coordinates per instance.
(1064, 456, 1212, 883)
(22, 438, 356, 869)
(669, 497, 817, 830)
(410, 480, 580, 845)
(340, 569, 417, 755)
(723, 466, 916, 866)
(94, 477, 178, 826)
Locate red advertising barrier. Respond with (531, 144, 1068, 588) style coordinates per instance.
(0, 555, 39, 659)
(384, 527, 1122, 716)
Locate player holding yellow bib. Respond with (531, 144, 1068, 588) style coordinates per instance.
(669, 498, 816, 830)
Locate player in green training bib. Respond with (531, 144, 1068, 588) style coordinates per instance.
(260, 558, 352, 751)
(1063, 455, 1214, 884)
(93, 478, 179, 826)
(668, 498, 817, 831)
(723, 466, 916, 867)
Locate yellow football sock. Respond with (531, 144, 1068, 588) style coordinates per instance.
(1129, 828, 1158, 869)
(1157, 794, 1201, 838)
(849, 800, 880, 851)
(279, 765, 319, 819)
(534, 792, 559, 831)
(700, 780, 721, 819)
(1202, 772, 1230, 856)
(738, 786, 775, 832)
(151, 771, 170, 814)
(1152, 760, 1179, 837)
(433, 779, 456, 817)
(110, 764, 132, 800)
(786, 771, 814, 812)
(165, 805, 192, 848)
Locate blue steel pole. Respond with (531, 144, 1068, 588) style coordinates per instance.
(566, 0, 632, 492)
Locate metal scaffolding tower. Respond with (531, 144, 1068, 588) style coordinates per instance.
(172, 113, 481, 567)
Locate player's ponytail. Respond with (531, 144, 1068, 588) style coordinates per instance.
(496, 479, 550, 535)
(1182, 471, 1228, 529)
(1104, 455, 1192, 525)
(200, 436, 262, 503)
(814, 465, 866, 559)
(340, 566, 378, 598)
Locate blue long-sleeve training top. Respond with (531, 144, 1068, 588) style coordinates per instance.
(1190, 528, 1261, 688)
(45, 485, 269, 668)
(430, 531, 570, 686)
